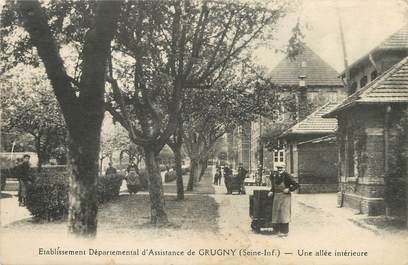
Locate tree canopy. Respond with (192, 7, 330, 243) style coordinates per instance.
(1, 65, 67, 167)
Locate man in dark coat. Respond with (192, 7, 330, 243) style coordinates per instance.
(268, 165, 298, 237)
(214, 166, 221, 185)
(17, 154, 33, 206)
(105, 162, 117, 176)
(223, 165, 232, 194)
(237, 163, 248, 194)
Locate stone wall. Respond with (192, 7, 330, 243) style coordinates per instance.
(336, 105, 407, 216)
(300, 184, 338, 193)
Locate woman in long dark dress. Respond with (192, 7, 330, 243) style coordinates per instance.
(126, 162, 141, 195)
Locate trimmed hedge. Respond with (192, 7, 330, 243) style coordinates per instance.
(25, 172, 69, 221)
(25, 171, 123, 221)
(1, 175, 7, 191)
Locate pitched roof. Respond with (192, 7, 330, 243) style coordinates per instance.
(280, 102, 339, 137)
(325, 56, 408, 117)
(340, 23, 408, 76)
(269, 45, 342, 87)
(377, 23, 408, 50)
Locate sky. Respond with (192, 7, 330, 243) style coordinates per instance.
(253, 0, 407, 73)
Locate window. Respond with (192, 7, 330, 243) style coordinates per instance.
(360, 76, 368, 88)
(274, 151, 279, 162)
(279, 151, 284, 162)
(370, 70, 378, 81)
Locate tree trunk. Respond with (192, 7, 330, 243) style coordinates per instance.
(198, 157, 208, 182)
(68, 134, 100, 237)
(99, 157, 104, 175)
(119, 150, 125, 166)
(187, 158, 198, 191)
(173, 144, 184, 200)
(35, 136, 43, 170)
(144, 147, 168, 224)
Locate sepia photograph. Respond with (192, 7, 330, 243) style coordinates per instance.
(0, 0, 408, 264)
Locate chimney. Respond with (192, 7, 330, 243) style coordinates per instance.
(297, 63, 308, 121)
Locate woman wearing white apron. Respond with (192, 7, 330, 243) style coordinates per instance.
(268, 165, 298, 237)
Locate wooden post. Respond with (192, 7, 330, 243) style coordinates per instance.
(336, 6, 350, 92)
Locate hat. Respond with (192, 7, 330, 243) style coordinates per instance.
(276, 164, 285, 169)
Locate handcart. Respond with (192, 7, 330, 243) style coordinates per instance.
(226, 175, 244, 194)
(249, 190, 274, 232)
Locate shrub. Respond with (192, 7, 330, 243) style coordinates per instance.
(25, 171, 69, 221)
(25, 171, 124, 221)
(134, 170, 149, 190)
(1, 174, 7, 191)
(97, 173, 124, 203)
(164, 171, 177, 183)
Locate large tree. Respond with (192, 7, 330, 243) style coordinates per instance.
(1, 0, 122, 236)
(105, 0, 289, 223)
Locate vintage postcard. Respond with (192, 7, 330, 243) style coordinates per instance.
(1, 0, 408, 264)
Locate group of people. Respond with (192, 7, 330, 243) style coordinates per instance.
(214, 163, 248, 194)
(106, 161, 142, 195)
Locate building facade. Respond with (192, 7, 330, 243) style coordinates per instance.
(280, 102, 339, 193)
(229, 45, 346, 176)
(325, 52, 408, 216)
(324, 24, 408, 215)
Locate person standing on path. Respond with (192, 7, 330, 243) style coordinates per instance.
(105, 162, 117, 176)
(126, 161, 141, 194)
(214, 166, 222, 185)
(223, 164, 232, 194)
(268, 165, 298, 237)
(237, 163, 248, 194)
(16, 154, 33, 206)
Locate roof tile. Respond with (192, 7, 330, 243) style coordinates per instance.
(281, 102, 339, 137)
(325, 56, 408, 116)
(269, 46, 342, 87)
